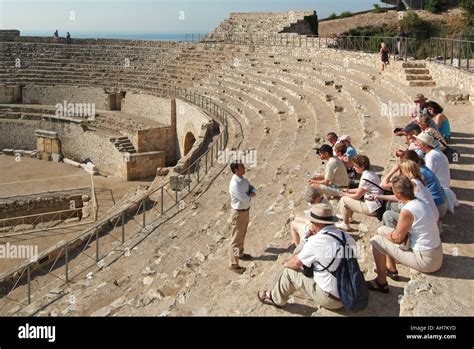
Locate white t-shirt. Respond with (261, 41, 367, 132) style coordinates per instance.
(411, 179, 439, 222)
(359, 170, 384, 213)
(299, 226, 356, 298)
(402, 199, 441, 251)
(425, 149, 450, 189)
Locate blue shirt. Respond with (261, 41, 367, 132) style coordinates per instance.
(345, 145, 357, 159)
(420, 165, 447, 206)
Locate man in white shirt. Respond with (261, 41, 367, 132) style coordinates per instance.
(228, 161, 256, 274)
(257, 203, 356, 310)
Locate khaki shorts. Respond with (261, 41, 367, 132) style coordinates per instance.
(319, 184, 343, 197)
(370, 235, 443, 273)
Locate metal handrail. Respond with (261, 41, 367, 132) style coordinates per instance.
(429, 37, 473, 72)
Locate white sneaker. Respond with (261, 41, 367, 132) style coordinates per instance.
(335, 222, 350, 230)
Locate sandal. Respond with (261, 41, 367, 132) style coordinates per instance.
(373, 267, 400, 281)
(366, 279, 389, 294)
(257, 290, 281, 308)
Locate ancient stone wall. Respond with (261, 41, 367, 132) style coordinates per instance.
(425, 62, 474, 101)
(134, 126, 175, 165)
(121, 94, 212, 158)
(11, 36, 188, 48)
(0, 120, 124, 175)
(0, 194, 83, 220)
(23, 86, 111, 110)
(123, 151, 166, 180)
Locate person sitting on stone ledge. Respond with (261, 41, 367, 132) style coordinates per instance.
(367, 175, 443, 293)
(336, 154, 384, 231)
(426, 101, 451, 142)
(258, 203, 355, 310)
(403, 150, 448, 220)
(289, 186, 331, 253)
(376, 158, 438, 229)
(334, 143, 356, 187)
(417, 114, 446, 151)
(338, 135, 357, 159)
(309, 144, 349, 198)
(326, 132, 338, 155)
(394, 123, 424, 159)
(415, 133, 458, 213)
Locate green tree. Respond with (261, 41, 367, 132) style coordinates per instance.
(460, 0, 474, 26)
(340, 11, 353, 18)
(425, 0, 449, 13)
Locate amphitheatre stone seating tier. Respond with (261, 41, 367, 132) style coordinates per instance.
(207, 10, 317, 39)
(0, 30, 20, 42)
(0, 41, 237, 93)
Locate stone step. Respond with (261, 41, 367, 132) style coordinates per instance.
(409, 81, 436, 87)
(402, 62, 426, 68)
(404, 68, 430, 74)
(406, 74, 433, 81)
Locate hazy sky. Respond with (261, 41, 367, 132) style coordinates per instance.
(0, 0, 388, 34)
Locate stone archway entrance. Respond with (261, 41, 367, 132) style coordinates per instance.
(183, 132, 196, 156)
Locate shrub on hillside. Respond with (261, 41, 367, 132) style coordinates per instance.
(425, 0, 450, 13)
(372, 4, 387, 13)
(399, 12, 437, 40)
(340, 11, 353, 18)
(460, 0, 474, 26)
(328, 12, 338, 20)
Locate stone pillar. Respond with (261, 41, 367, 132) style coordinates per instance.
(171, 98, 177, 133)
(169, 98, 178, 166)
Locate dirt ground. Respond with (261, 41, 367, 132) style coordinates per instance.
(0, 155, 152, 272)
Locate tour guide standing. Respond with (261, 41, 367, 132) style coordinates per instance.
(228, 161, 256, 274)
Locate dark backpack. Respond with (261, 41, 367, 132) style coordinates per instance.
(315, 231, 369, 311)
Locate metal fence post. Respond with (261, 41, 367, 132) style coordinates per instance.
(444, 40, 447, 65)
(160, 186, 164, 215)
(187, 171, 191, 192)
(175, 178, 179, 204)
(65, 243, 69, 283)
(142, 199, 146, 228)
(429, 39, 432, 62)
(95, 228, 99, 261)
(27, 265, 31, 305)
(451, 40, 454, 66)
(211, 145, 214, 167)
(121, 211, 125, 243)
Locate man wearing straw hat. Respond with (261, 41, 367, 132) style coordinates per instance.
(257, 203, 356, 309)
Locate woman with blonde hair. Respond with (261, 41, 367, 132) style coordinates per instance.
(374, 160, 438, 228)
(379, 42, 390, 72)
